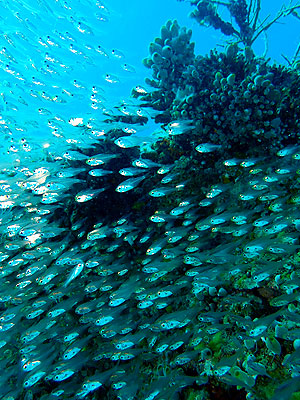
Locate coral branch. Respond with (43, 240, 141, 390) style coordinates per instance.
(251, 4, 300, 44)
(251, 0, 261, 31)
(183, 0, 300, 52)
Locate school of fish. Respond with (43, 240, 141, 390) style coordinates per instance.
(1, 0, 300, 399)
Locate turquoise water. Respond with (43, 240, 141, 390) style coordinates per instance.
(1, 1, 300, 399)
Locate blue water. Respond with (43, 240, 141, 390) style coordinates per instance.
(0, 0, 298, 151)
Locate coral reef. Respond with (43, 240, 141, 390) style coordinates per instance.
(141, 18, 300, 160)
(1, 3, 300, 400)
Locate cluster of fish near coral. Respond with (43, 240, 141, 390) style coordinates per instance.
(1, 10, 300, 400)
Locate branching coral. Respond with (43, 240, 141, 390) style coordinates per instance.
(179, 0, 300, 52)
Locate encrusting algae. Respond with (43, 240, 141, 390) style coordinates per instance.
(1, 0, 300, 399)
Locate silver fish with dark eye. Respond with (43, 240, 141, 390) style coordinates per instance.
(115, 175, 146, 193)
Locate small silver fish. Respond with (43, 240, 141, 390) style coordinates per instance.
(115, 176, 146, 193)
(119, 167, 144, 177)
(149, 187, 176, 197)
(111, 48, 125, 58)
(103, 73, 120, 84)
(195, 143, 222, 153)
(134, 85, 148, 94)
(75, 188, 106, 202)
(86, 153, 118, 166)
(121, 63, 136, 73)
(132, 159, 160, 169)
(167, 120, 195, 135)
(63, 151, 88, 161)
(95, 45, 109, 57)
(223, 158, 242, 166)
(277, 144, 300, 157)
(114, 136, 151, 149)
(88, 169, 113, 177)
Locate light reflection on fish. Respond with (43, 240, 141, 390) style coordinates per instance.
(115, 175, 146, 193)
(114, 135, 153, 149)
(75, 188, 106, 202)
